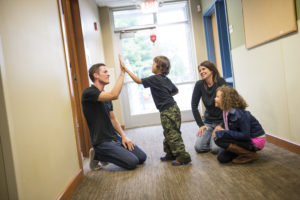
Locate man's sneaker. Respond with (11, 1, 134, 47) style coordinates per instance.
(89, 148, 101, 170)
(99, 161, 109, 166)
(171, 160, 191, 166)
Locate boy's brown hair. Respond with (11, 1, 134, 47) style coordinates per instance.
(89, 63, 106, 82)
(217, 85, 248, 111)
(154, 56, 170, 75)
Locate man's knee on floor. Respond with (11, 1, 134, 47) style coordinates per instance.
(124, 156, 139, 170)
(139, 152, 147, 164)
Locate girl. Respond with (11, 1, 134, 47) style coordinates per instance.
(213, 85, 266, 164)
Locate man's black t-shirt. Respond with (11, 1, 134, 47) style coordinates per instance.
(142, 74, 178, 112)
(81, 85, 119, 146)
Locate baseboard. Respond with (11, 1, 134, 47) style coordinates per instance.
(57, 169, 83, 200)
(266, 133, 300, 154)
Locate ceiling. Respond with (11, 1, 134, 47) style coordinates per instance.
(95, 0, 145, 8)
(94, 0, 175, 8)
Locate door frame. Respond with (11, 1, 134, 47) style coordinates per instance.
(116, 30, 162, 128)
(57, 0, 91, 158)
(114, 26, 196, 128)
(203, 0, 234, 86)
(112, 2, 197, 128)
(0, 35, 19, 200)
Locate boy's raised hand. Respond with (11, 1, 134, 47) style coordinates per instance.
(118, 55, 142, 84)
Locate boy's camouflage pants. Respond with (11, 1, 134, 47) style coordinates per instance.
(160, 104, 191, 163)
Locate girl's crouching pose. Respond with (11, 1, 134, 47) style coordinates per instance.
(212, 86, 266, 164)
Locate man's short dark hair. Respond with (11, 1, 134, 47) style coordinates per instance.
(89, 63, 106, 82)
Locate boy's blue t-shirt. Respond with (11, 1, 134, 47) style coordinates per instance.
(142, 74, 178, 112)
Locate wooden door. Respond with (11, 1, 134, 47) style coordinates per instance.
(58, 0, 91, 157)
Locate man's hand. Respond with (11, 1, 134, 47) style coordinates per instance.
(212, 126, 224, 140)
(118, 54, 126, 73)
(122, 136, 135, 151)
(196, 125, 208, 136)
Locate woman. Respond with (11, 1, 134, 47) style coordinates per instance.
(191, 61, 226, 154)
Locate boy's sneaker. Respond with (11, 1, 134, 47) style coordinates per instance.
(89, 148, 101, 170)
(171, 160, 191, 166)
(160, 155, 176, 161)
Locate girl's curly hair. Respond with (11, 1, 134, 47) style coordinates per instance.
(217, 85, 248, 111)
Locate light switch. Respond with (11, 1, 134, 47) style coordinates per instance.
(229, 25, 233, 34)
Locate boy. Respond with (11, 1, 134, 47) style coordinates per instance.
(120, 56, 191, 166)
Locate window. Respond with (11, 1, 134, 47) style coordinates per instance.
(113, 1, 197, 116)
(113, 9, 154, 29)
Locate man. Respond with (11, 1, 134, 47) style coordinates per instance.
(81, 57, 147, 170)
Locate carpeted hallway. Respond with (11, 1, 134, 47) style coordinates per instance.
(71, 122, 300, 200)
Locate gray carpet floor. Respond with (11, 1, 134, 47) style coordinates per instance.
(72, 121, 300, 200)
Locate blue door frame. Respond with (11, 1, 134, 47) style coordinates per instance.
(203, 0, 234, 86)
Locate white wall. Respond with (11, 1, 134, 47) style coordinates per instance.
(190, 0, 207, 66)
(198, 0, 300, 145)
(0, 0, 81, 199)
(79, 0, 105, 71)
(231, 20, 300, 144)
(78, 3, 124, 124)
(99, 7, 124, 125)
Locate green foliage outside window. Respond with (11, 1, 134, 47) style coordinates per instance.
(116, 11, 191, 82)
